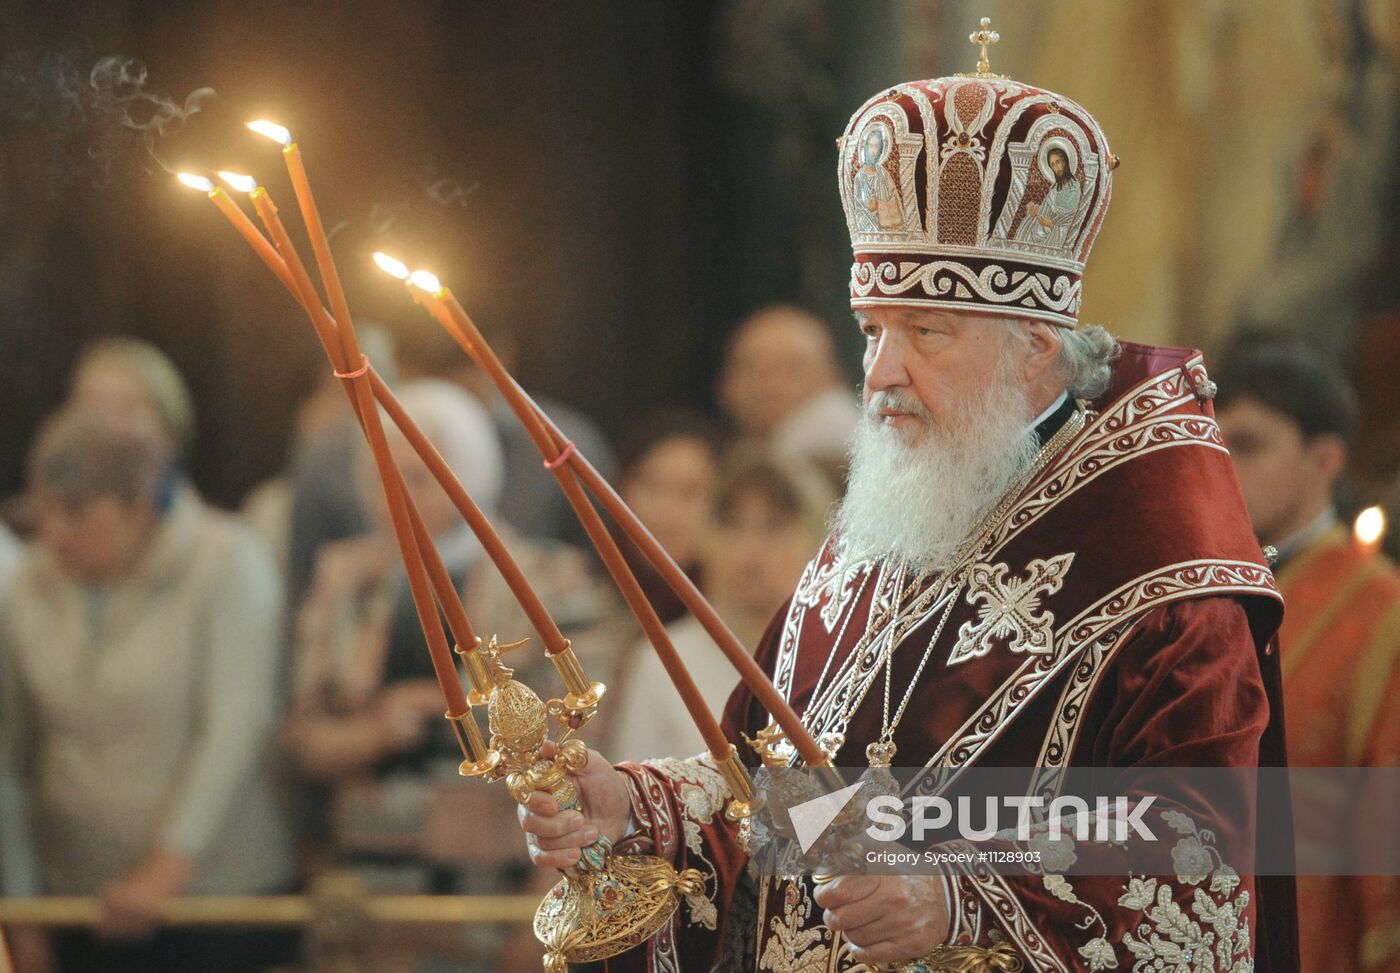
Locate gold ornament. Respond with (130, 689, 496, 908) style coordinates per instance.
(465, 635, 702, 970)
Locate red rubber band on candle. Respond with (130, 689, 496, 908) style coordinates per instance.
(544, 441, 576, 471)
(334, 355, 370, 380)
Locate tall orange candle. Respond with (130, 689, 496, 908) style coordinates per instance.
(179, 174, 298, 295)
(227, 178, 468, 717)
(246, 122, 362, 381)
(395, 271, 735, 761)
(184, 172, 568, 663)
(393, 268, 829, 768)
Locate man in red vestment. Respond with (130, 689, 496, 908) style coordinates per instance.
(1217, 341, 1400, 973)
(520, 22, 1298, 972)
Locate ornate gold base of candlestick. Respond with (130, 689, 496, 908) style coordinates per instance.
(533, 837, 704, 972)
(461, 635, 701, 970)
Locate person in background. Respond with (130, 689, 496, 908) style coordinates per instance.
(607, 449, 835, 763)
(390, 315, 616, 550)
(717, 304, 859, 479)
(0, 523, 19, 597)
(65, 337, 195, 454)
(611, 410, 725, 627)
(0, 413, 293, 973)
(1216, 339, 1400, 973)
(0, 337, 198, 541)
(283, 379, 604, 972)
(283, 324, 399, 608)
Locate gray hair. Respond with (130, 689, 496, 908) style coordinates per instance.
(29, 410, 175, 507)
(1000, 320, 1120, 401)
(1055, 324, 1119, 400)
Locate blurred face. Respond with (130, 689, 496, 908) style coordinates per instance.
(621, 436, 718, 566)
(1218, 397, 1337, 545)
(35, 490, 157, 584)
(69, 361, 169, 444)
(863, 131, 882, 164)
(706, 489, 815, 619)
(720, 313, 838, 437)
(362, 437, 463, 540)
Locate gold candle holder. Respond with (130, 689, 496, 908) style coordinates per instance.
(455, 638, 494, 707)
(547, 640, 606, 714)
(715, 745, 755, 824)
(445, 708, 500, 778)
(465, 636, 702, 971)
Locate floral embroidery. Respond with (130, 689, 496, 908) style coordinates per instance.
(1080, 937, 1119, 970)
(1116, 811, 1253, 972)
(758, 881, 832, 973)
(640, 755, 735, 933)
(1022, 809, 1252, 972)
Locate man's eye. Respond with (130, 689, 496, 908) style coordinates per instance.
(862, 325, 879, 338)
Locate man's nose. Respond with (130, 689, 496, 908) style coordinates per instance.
(864, 330, 911, 391)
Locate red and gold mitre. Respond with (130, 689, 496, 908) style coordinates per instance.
(838, 18, 1116, 327)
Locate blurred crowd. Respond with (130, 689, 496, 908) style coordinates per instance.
(0, 304, 854, 973)
(2, 300, 1399, 973)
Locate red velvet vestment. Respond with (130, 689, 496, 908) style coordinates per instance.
(603, 344, 1297, 973)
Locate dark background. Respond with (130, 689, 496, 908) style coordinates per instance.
(0, 0, 897, 507)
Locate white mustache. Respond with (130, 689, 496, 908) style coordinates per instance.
(865, 388, 934, 423)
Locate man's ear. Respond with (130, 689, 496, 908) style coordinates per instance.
(1308, 432, 1348, 487)
(1021, 321, 1063, 385)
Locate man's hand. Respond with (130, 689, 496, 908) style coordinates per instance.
(517, 744, 634, 870)
(98, 848, 194, 939)
(813, 873, 949, 966)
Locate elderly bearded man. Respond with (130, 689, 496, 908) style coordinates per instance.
(519, 26, 1297, 973)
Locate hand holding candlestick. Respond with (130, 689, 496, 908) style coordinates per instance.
(471, 639, 704, 971)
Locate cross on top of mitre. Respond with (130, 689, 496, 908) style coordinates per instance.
(966, 16, 1002, 78)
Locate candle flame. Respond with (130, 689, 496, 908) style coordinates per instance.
(373, 252, 411, 280)
(1354, 505, 1387, 546)
(409, 269, 443, 293)
(177, 172, 215, 193)
(216, 171, 258, 194)
(247, 119, 292, 146)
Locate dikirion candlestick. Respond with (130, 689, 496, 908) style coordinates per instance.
(197, 172, 479, 715)
(180, 129, 762, 968)
(376, 253, 830, 773)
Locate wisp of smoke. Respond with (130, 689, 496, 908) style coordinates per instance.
(0, 50, 214, 187)
(87, 56, 215, 175)
(421, 175, 480, 209)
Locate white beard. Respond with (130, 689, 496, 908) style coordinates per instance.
(833, 355, 1042, 576)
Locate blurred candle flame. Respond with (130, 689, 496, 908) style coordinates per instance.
(373, 252, 411, 280)
(217, 171, 258, 194)
(247, 120, 293, 146)
(1354, 506, 1387, 547)
(409, 269, 443, 293)
(177, 172, 215, 193)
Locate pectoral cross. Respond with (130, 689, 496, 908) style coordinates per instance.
(969, 17, 1000, 77)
